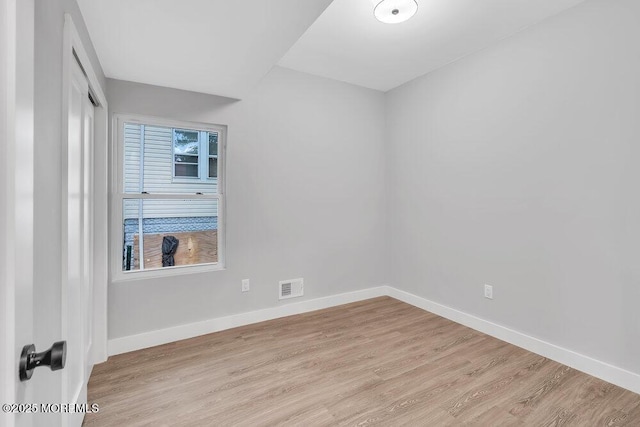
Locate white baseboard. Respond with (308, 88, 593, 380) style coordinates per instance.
(107, 284, 640, 395)
(107, 286, 389, 356)
(386, 287, 640, 395)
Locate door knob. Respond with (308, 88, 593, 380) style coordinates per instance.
(19, 341, 67, 381)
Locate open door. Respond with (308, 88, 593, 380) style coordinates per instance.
(1, 0, 37, 426)
(2, 4, 105, 427)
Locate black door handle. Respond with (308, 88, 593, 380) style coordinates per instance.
(19, 341, 67, 381)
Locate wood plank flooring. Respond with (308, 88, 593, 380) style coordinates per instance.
(84, 297, 640, 426)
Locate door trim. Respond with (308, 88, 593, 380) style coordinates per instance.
(61, 14, 109, 369)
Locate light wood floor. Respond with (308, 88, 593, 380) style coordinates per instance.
(84, 297, 640, 426)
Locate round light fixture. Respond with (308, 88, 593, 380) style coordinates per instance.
(374, 0, 418, 24)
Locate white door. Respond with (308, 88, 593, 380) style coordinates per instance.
(83, 89, 95, 382)
(61, 57, 94, 426)
(2, 0, 36, 426)
(2, 5, 96, 427)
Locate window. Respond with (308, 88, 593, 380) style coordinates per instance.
(173, 129, 200, 178)
(173, 129, 219, 180)
(113, 115, 225, 279)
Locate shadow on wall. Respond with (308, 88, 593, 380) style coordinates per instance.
(108, 78, 240, 122)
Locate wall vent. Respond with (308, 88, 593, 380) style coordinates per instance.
(279, 278, 304, 300)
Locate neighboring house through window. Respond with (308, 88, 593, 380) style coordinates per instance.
(173, 129, 200, 178)
(113, 115, 225, 279)
(172, 128, 219, 179)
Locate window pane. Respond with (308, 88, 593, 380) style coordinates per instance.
(174, 155, 199, 164)
(122, 198, 219, 271)
(123, 123, 143, 194)
(208, 157, 218, 178)
(175, 163, 199, 177)
(208, 132, 218, 156)
(174, 130, 199, 155)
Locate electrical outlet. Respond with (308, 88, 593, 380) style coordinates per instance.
(242, 279, 250, 293)
(484, 284, 493, 300)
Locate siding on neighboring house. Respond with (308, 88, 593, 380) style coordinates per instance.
(123, 123, 218, 220)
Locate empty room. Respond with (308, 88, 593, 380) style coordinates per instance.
(2, 0, 640, 425)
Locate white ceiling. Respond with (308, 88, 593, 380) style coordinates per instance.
(279, 0, 587, 92)
(76, 0, 333, 99)
(78, 0, 588, 98)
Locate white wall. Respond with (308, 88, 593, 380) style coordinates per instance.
(387, 0, 640, 375)
(107, 67, 388, 340)
(106, 0, 640, 386)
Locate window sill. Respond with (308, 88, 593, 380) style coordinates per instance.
(112, 262, 225, 283)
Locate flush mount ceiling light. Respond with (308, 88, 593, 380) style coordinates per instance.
(374, 0, 418, 24)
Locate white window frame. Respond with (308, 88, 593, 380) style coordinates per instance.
(111, 113, 226, 282)
(207, 131, 219, 180)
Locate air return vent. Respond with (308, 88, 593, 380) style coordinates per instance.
(279, 278, 304, 300)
